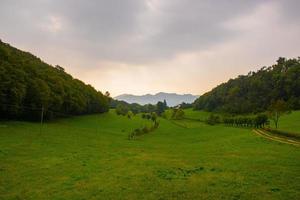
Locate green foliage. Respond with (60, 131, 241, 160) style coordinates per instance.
(269, 111, 300, 134)
(150, 112, 158, 122)
(115, 104, 130, 116)
(194, 57, 300, 113)
(179, 102, 193, 109)
(112, 99, 168, 118)
(127, 111, 134, 119)
(268, 99, 289, 129)
(111, 99, 158, 114)
(206, 114, 221, 125)
(156, 100, 168, 116)
(0, 41, 109, 121)
(128, 120, 160, 140)
(171, 108, 185, 120)
(141, 112, 158, 123)
(223, 114, 269, 128)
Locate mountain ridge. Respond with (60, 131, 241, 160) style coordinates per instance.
(115, 92, 199, 107)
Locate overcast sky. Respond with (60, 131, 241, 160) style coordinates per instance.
(1, 0, 300, 96)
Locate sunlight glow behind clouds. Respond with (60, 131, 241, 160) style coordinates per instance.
(40, 15, 63, 33)
(0, 0, 299, 96)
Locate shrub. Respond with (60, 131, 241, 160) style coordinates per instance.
(127, 111, 134, 119)
(171, 108, 185, 120)
(142, 126, 150, 133)
(206, 114, 220, 125)
(116, 104, 129, 116)
(128, 121, 160, 140)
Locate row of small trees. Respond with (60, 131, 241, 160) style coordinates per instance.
(142, 112, 158, 122)
(223, 114, 269, 128)
(205, 113, 269, 128)
(205, 100, 290, 129)
(128, 119, 160, 140)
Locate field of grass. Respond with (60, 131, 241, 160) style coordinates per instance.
(0, 110, 300, 199)
(183, 108, 300, 135)
(181, 108, 211, 121)
(269, 111, 300, 134)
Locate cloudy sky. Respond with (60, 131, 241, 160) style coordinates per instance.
(1, 0, 300, 96)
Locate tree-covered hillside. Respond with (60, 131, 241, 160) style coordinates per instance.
(194, 57, 300, 114)
(0, 40, 109, 120)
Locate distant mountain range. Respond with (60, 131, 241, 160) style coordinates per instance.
(115, 92, 199, 107)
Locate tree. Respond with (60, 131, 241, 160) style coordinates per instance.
(150, 112, 157, 122)
(0, 40, 110, 121)
(55, 65, 65, 72)
(194, 57, 300, 114)
(105, 91, 110, 97)
(156, 101, 166, 116)
(115, 104, 129, 116)
(206, 114, 220, 125)
(171, 108, 185, 120)
(268, 100, 289, 129)
(254, 114, 269, 128)
(127, 110, 134, 119)
(163, 99, 168, 108)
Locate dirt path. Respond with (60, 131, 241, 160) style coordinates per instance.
(253, 129, 300, 147)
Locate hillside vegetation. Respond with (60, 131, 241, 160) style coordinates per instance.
(0, 40, 109, 120)
(194, 57, 300, 114)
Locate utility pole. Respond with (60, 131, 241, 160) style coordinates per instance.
(40, 106, 44, 134)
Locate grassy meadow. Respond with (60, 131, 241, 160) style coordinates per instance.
(269, 111, 300, 134)
(0, 110, 300, 199)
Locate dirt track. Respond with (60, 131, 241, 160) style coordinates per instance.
(253, 129, 300, 147)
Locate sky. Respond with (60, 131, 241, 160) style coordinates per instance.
(1, 0, 300, 96)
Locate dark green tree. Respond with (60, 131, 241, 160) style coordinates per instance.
(0, 40, 109, 121)
(156, 101, 166, 116)
(268, 100, 289, 129)
(194, 57, 300, 114)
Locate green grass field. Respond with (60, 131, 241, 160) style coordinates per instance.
(182, 108, 211, 121)
(269, 111, 300, 134)
(0, 110, 299, 199)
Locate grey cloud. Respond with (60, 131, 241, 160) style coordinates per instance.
(0, 0, 299, 65)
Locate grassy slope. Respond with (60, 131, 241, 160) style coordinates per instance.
(184, 108, 300, 134)
(182, 108, 211, 121)
(269, 111, 300, 133)
(0, 110, 300, 199)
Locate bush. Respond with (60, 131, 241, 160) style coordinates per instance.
(171, 108, 185, 120)
(127, 111, 134, 119)
(142, 126, 150, 133)
(128, 121, 160, 140)
(206, 114, 220, 125)
(150, 112, 157, 122)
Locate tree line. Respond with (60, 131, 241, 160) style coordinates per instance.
(194, 57, 300, 114)
(223, 114, 269, 128)
(205, 113, 269, 128)
(112, 99, 168, 116)
(0, 40, 109, 121)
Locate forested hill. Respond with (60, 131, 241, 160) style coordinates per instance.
(194, 57, 300, 114)
(0, 40, 109, 120)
